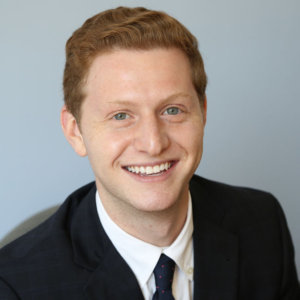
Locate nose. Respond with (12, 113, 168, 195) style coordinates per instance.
(133, 115, 170, 156)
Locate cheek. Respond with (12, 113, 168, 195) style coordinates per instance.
(88, 130, 132, 164)
(172, 121, 204, 149)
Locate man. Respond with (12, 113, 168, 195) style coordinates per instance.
(0, 6, 299, 300)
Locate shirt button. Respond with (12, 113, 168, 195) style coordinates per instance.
(186, 267, 193, 275)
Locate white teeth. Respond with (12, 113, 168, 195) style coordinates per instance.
(153, 165, 160, 173)
(146, 166, 152, 174)
(126, 162, 172, 175)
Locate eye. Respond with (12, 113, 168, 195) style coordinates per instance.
(164, 107, 181, 115)
(113, 112, 129, 120)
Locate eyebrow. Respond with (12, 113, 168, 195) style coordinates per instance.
(106, 92, 193, 106)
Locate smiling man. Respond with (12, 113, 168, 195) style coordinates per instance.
(0, 6, 299, 300)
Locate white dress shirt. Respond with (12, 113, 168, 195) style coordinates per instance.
(96, 192, 194, 300)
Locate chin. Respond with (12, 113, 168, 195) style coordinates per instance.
(129, 191, 183, 214)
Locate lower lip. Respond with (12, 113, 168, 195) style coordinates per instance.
(123, 161, 178, 182)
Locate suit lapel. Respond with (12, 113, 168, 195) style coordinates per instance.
(191, 177, 238, 300)
(84, 245, 144, 299)
(69, 183, 143, 300)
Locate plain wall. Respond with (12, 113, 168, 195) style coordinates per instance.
(1, 0, 299, 273)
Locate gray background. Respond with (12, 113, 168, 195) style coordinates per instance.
(1, 0, 299, 273)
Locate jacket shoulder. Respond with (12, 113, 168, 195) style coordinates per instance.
(190, 175, 300, 298)
(190, 174, 282, 229)
(0, 182, 96, 298)
(0, 181, 95, 263)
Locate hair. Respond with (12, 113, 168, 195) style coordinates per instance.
(63, 6, 207, 121)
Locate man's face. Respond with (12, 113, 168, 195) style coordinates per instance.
(65, 48, 206, 216)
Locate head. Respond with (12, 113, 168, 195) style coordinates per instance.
(61, 7, 207, 240)
(63, 6, 207, 123)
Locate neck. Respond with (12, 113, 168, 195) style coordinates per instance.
(98, 190, 189, 247)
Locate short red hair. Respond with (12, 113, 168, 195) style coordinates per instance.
(63, 6, 207, 121)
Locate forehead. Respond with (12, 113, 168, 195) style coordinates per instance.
(83, 48, 194, 102)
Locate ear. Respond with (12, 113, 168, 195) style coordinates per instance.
(60, 105, 87, 157)
(202, 95, 207, 126)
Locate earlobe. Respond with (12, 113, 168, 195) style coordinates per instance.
(60, 106, 87, 157)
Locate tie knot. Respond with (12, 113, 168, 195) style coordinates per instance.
(153, 254, 175, 299)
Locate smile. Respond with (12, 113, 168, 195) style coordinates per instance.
(124, 161, 174, 176)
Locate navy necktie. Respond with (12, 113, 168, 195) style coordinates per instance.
(152, 254, 175, 300)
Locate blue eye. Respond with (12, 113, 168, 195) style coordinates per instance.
(114, 113, 128, 120)
(165, 107, 180, 115)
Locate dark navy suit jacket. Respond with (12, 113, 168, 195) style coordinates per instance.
(0, 175, 299, 299)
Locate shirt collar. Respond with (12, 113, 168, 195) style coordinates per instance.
(96, 192, 193, 287)
(164, 195, 194, 281)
